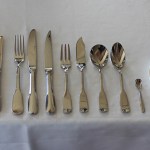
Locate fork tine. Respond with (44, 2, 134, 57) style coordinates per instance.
(15, 35, 17, 55)
(61, 44, 63, 61)
(17, 35, 19, 55)
(19, 35, 22, 55)
(22, 36, 24, 56)
(68, 44, 70, 60)
(64, 44, 67, 60)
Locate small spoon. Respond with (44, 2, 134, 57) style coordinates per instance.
(135, 79, 145, 113)
(90, 44, 109, 112)
(111, 42, 130, 113)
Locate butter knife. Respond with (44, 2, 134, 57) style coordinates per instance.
(45, 31, 56, 113)
(27, 29, 38, 114)
(76, 37, 89, 113)
(0, 36, 3, 110)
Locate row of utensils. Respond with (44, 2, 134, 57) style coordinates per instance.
(0, 30, 145, 115)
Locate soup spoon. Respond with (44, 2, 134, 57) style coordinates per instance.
(90, 44, 109, 112)
(111, 42, 130, 113)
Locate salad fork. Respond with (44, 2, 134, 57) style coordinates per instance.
(12, 35, 24, 114)
(60, 44, 72, 114)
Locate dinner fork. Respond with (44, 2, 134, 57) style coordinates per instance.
(60, 44, 72, 114)
(12, 35, 24, 114)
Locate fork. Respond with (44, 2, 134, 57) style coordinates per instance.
(60, 44, 72, 114)
(12, 35, 24, 115)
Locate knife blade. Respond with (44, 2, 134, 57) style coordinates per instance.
(28, 29, 38, 114)
(76, 37, 86, 65)
(44, 31, 56, 113)
(0, 36, 3, 110)
(28, 29, 37, 68)
(76, 37, 88, 113)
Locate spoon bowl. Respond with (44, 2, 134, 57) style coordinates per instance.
(90, 44, 109, 70)
(135, 79, 142, 90)
(111, 42, 125, 70)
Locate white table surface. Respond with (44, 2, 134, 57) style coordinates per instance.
(0, 0, 150, 149)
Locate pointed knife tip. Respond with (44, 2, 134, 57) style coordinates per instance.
(79, 37, 83, 40)
(31, 29, 36, 33)
(47, 31, 51, 37)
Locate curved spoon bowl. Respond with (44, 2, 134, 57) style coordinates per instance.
(90, 44, 109, 69)
(111, 42, 125, 69)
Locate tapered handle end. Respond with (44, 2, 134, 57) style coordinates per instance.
(99, 89, 109, 112)
(46, 94, 56, 114)
(28, 93, 38, 115)
(12, 90, 24, 115)
(120, 90, 130, 113)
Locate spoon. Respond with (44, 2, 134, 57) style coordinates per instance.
(111, 42, 130, 113)
(135, 79, 145, 113)
(90, 44, 109, 112)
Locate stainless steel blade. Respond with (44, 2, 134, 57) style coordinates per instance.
(28, 29, 37, 68)
(45, 31, 53, 71)
(76, 37, 86, 64)
(0, 36, 3, 70)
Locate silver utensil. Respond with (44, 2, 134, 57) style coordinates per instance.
(76, 37, 88, 113)
(12, 35, 24, 114)
(60, 44, 72, 114)
(90, 44, 109, 112)
(44, 31, 56, 113)
(0, 36, 3, 110)
(111, 42, 130, 113)
(27, 29, 38, 114)
(135, 79, 145, 113)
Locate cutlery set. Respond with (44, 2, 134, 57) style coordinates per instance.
(0, 29, 146, 115)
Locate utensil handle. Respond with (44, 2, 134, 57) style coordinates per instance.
(0, 37, 3, 111)
(140, 91, 145, 113)
(0, 71, 2, 110)
(12, 66, 24, 114)
(99, 70, 108, 112)
(119, 72, 130, 113)
(46, 72, 56, 113)
(63, 72, 72, 113)
(28, 69, 38, 114)
(80, 71, 88, 113)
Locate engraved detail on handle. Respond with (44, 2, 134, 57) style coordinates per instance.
(63, 72, 72, 114)
(12, 66, 24, 114)
(99, 70, 108, 112)
(139, 91, 145, 113)
(119, 71, 130, 113)
(28, 69, 38, 114)
(80, 71, 88, 113)
(45, 71, 56, 113)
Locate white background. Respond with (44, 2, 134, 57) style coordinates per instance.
(0, 0, 150, 149)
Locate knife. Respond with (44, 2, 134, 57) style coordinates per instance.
(44, 31, 56, 113)
(76, 37, 89, 113)
(27, 29, 38, 114)
(0, 36, 3, 110)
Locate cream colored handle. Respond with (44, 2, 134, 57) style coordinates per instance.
(79, 71, 88, 113)
(63, 72, 72, 114)
(28, 69, 38, 114)
(140, 92, 145, 113)
(46, 72, 56, 113)
(12, 66, 24, 114)
(120, 72, 130, 113)
(99, 71, 108, 112)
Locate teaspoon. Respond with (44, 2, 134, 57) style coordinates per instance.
(135, 79, 145, 113)
(111, 42, 130, 113)
(90, 44, 109, 112)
